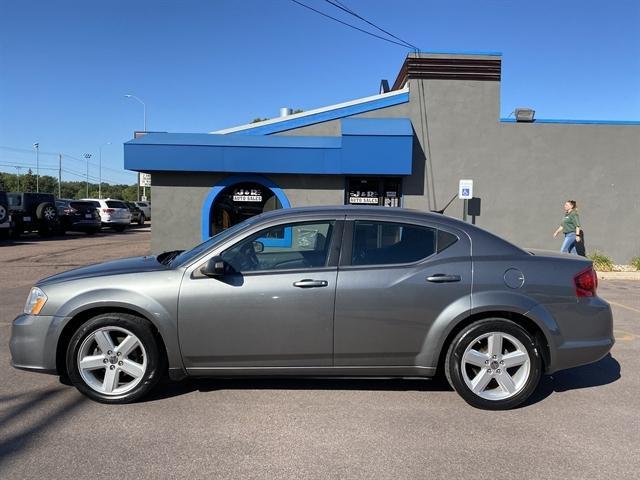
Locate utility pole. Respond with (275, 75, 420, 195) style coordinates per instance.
(58, 154, 62, 198)
(15, 166, 22, 191)
(33, 142, 40, 192)
(83, 153, 92, 197)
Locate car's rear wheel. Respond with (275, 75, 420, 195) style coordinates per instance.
(138, 213, 145, 225)
(445, 318, 542, 410)
(66, 313, 165, 404)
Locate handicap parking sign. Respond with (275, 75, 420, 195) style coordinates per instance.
(459, 179, 473, 200)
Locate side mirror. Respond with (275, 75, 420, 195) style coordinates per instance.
(252, 241, 264, 253)
(200, 256, 228, 277)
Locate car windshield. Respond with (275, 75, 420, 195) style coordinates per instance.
(106, 200, 127, 209)
(171, 216, 259, 267)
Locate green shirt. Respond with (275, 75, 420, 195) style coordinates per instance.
(562, 210, 581, 234)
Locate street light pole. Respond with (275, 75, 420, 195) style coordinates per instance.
(98, 141, 111, 199)
(124, 94, 146, 131)
(33, 142, 39, 192)
(83, 153, 92, 197)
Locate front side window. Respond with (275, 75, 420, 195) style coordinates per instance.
(352, 221, 437, 266)
(221, 221, 335, 273)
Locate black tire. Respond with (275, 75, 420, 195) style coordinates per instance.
(65, 313, 165, 404)
(113, 224, 126, 232)
(0, 203, 8, 224)
(445, 318, 542, 410)
(138, 213, 145, 226)
(36, 202, 58, 222)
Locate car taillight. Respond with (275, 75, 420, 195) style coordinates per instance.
(63, 207, 77, 214)
(102, 208, 115, 213)
(574, 266, 598, 297)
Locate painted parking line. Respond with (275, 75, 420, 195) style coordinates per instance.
(607, 300, 640, 315)
(614, 330, 636, 341)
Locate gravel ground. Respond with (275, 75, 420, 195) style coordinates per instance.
(1, 228, 638, 479)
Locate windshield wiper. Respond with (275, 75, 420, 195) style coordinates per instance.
(157, 250, 184, 265)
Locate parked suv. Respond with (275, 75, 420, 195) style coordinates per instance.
(134, 201, 150, 221)
(0, 191, 10, 238)
(56, 199, 102, 234)
(82, 198, 131, 232)
(7, 192, 59, 237)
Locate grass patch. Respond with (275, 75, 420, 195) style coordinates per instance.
(631, 256, 640, 271)
(588, 251, 614, 272)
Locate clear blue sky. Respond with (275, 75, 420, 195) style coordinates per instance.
(1, 0, 638, 184)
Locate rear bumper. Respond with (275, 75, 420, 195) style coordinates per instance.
(101, 218, 130, 225)
(66, 220, 101, 230)
(528, 297, 615, 374)
(9, 314, 60, 374)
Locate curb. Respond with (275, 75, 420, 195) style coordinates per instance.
(596, 271, 640, 281)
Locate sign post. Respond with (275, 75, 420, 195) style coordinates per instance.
(139, 173, 151, 202)
(458, 179, 473, 222)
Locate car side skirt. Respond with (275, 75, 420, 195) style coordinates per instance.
(185, 365, 437, 378)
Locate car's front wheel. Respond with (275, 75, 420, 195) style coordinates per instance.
(66, 313, 165, 403)
(445, 318, 542, 410)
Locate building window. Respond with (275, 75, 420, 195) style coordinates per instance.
(345, 177, 402, 207)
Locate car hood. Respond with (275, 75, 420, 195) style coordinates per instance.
(36, 255, 169, 286)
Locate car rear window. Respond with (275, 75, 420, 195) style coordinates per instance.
(352, 221, 437, 265)
(70, 201, 95, 210)
(106, 201, 127, 209)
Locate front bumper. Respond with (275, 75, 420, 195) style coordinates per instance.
(9, 314, 60, 374)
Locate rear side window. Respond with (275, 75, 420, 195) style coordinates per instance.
(106, 201, 127, 209)
(88, 201, 100, 207)
(352, 221, 437, 265)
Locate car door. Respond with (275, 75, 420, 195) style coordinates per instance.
(334, 216, 471, 367)
(178, 217, 343, 370)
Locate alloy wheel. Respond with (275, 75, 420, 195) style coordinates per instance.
(77, 326, 147, 395)
(460, 332, 531, 401)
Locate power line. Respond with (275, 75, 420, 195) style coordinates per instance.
(324, 0, 418, 50)
(0, 145, 131, 176)
(289, 0, 414, 49)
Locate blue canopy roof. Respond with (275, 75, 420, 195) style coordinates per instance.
(124, 118, 413, 176)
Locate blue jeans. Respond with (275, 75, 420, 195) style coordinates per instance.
(561, 232, 578, 254)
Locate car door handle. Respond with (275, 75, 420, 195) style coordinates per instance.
(426, 274, 461, 283)
(293, 279, 329, 288)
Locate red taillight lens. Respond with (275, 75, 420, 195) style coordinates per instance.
(102, 208, 115, 213)
(574, 266, 598, 297)
(63, 207, 77, 214)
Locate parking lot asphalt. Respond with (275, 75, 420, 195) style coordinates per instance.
(1, 229, 638, 479)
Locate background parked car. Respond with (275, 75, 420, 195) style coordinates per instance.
(82, 198, 131, 232)
(125, 202, 145, 226)
(0, 191, 10, 238)
(7, 192, 59, 237)
(134, 201, 150, 221)
(56, 199, 102, 235)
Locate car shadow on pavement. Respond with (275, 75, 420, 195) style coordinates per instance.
(145, 375, 455, 402)
(147, 354, 621, 406)
(524, 354, 621, 407)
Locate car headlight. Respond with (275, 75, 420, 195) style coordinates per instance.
(24, 287, 47, 315)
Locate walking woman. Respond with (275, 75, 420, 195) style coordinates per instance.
(553, 200, 582, 254)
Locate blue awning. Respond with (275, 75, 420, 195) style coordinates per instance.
(124, 118, 413, 176)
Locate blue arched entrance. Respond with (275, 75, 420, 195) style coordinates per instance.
(201, 174, 291, 242)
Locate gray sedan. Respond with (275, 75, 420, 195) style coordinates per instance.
(10, 206, 613, 409)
